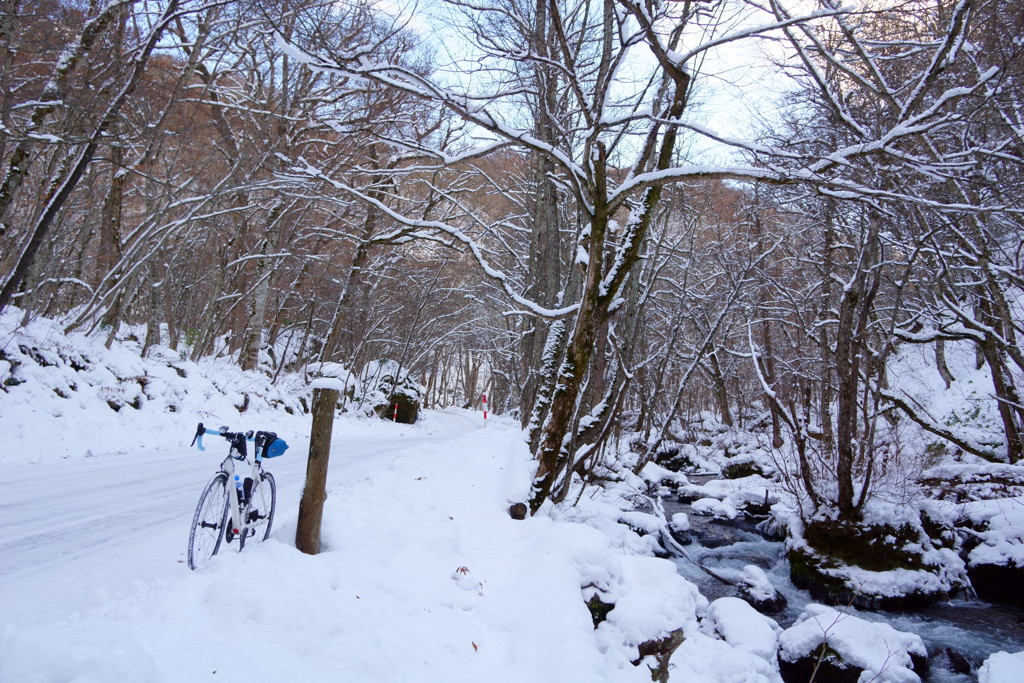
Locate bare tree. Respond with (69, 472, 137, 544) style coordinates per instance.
(0, 0, 191, 313)
(276, 0, 862, 512)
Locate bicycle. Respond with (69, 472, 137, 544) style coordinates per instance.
(186, 422, 288, 570)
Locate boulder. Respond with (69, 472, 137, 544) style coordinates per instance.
(655, 442, 699, 472)
(961, 497, 1024, 607)
(778, 604, 928, 683)
(787, 514, 967, 610)
(667, 512, 693, 546)
(967, 562, 1024, 607)
(932, 647, 973, 676)
(384, 389, 420, 424)
(362, 359, 422, 424)
(736, 564, 787, 614)
(722, 457, 768, 480)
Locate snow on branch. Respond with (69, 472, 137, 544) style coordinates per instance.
(283, 158, 581, 320)
(882, 389, 1004, 462)
(272, 31, 590, 201)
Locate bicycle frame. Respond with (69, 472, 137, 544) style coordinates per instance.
(218, 450, 266, 541)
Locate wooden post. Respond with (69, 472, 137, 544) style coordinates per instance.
(295, 386, 338, 555)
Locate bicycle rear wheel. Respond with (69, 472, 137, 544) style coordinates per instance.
(187, 472, 229, 570)
(241, 471, 276, 549)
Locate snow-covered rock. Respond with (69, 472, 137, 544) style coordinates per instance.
(737, 564, 787, 613)
(778, 604, 927, 683)
(678, 475, 779, 521)
(787, 509, 968, 610)
(670, 512, 690, 532)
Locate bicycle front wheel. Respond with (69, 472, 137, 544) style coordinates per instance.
(187, 472, 229, 570)
(242, 470, 276, 548)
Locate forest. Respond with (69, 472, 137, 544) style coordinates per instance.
(2, 0, 1023, 621)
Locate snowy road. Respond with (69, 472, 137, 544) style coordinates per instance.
(0, 410, 482, 627)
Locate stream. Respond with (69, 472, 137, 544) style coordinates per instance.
(662, 496, 1024, 682)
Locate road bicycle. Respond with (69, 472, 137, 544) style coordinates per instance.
(186, 423, 288, 570)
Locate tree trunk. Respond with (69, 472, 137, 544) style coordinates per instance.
(518, 0, 564, 423)
(706, 351, 733, 427)
(833, 216, 882, 519)
(935, 338, 954, 389)
(98, 138, 127, 346)
(978, 332, 1024, 463)
(240, 236, 273, 371)
(295, 387, 338, 555)
(528, 25, 691, 511)
(761, 319, 785, 448)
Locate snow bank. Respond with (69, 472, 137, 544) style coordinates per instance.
(0, 623, 164, 683)
(12, 310, 1009, 682)
(886, 340, 1009, 462)
(0, 308, 307, 467)
(594, 554, 704, 659)
(701, 597, 780, 662)
(980, 650, 1024, 683)
(671, 633, 783, 683)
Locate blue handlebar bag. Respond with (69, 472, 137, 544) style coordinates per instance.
(265, 438, 288, 458)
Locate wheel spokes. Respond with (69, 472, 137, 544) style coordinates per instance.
(188, 476, 228, 570)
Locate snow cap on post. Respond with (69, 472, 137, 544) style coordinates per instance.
(311, 377, 347, 392)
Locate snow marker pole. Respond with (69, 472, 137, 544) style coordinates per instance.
(393, 403, 398, 422)
(482, 393, 487, 427)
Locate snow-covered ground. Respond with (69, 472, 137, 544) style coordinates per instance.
(2, 407, 674, 683)
(2, 311, 1023, 682)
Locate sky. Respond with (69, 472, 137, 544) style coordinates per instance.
(367, 0, 800, 165)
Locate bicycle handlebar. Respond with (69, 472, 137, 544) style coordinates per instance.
(190, 422, 284, 459)
(191, 423, 248, 448)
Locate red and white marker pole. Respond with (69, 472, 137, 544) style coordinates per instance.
(482, 393, 488, 427)
(393, 404, 398, 422)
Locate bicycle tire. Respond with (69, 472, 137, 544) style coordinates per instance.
(187, 472, 229, 570)
(241, 471, 276, 550)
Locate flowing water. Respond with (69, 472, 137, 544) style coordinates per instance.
(662, 497, 1024, 682)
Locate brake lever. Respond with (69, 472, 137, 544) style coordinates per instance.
(190, 422, 206, 451)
